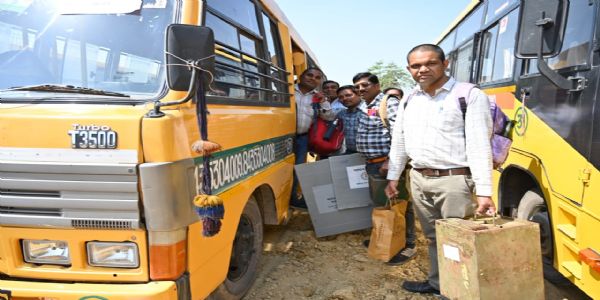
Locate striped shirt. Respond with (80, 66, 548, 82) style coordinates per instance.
(356, 93, 399, 159)
(337, 101, 365, 152)
(387, 77, 493, 196)
(295, 84, 334, 134)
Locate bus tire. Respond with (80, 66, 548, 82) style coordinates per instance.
(210, 196, 263, 300)
(517, 190, 566, 283)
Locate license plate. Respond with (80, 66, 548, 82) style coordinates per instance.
(68, 129, 118, 149)
(0, 290, 11, 300)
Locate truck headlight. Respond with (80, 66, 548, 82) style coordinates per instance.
(87, 242, 139, 268)
(22, 240, 71, 265)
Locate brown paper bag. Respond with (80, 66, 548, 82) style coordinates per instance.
(367, 199, 408, 261)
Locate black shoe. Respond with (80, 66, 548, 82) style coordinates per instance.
(290, 197, 307, 210)
(386, 246, 416, 266)
(362, 239, 370, 248)
(401, 280, 440, 295)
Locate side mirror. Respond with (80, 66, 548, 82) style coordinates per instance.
(515, 0, 568, 58)
(165, 24, 215, 91)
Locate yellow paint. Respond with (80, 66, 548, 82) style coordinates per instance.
(486, 90, 600, 299)
(0, 279, 176, 300)
(0, 227, 148, 282)
(0, 0, 313, 298)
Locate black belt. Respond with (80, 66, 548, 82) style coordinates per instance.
(414, 167, 471, 177)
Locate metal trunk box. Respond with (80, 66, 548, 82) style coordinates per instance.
(436, 217, 544, 300)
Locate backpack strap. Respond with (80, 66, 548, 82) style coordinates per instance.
(402, 88, 419, 110)
(453, 82, 476, 120)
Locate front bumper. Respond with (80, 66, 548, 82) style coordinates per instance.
(0, 279, 177, 300)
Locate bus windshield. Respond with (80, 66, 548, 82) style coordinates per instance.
(0, 0, 175, 100)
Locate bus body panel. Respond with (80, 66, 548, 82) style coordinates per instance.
(0, 279, 177, 300)
(0, 227, 149, 282)
(0, 0, 307, 297)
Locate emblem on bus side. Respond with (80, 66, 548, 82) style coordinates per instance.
(514, 107, 528, 136)
(68, 124, 118, 149)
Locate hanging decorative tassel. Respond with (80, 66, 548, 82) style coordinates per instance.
(193, 194, 225, 237)
(192, 61, 225, 237)
(191, 139, 221, 155)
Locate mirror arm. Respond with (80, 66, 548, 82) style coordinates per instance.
(146, 62, 201, 118)
(535, 18, 586, 92)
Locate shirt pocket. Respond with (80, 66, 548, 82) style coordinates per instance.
(436, 102, 464, 132)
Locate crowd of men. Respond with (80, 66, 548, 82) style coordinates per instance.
(292, 43, 496, 296)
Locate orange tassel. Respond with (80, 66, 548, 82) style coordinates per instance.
(192, 139, 221, 155)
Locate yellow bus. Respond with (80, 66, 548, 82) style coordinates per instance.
(437, 0, 599, 298)
(0, 0, 318, 299)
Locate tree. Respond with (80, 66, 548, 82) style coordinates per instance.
(368, 60, 414, 92)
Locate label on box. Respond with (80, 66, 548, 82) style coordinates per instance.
(443, 244, 461, 262)
(346, 165, 368, 189)
(312, 184, 338, 214)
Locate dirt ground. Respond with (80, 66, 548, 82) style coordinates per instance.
(246, 210, 591, 300)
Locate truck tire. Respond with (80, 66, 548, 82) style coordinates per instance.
(517, 190, 552, 258)
(517, 190, 567, 283)
(210, 196, 263, 299)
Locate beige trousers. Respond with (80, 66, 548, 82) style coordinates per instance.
(408, 168, 476, 290)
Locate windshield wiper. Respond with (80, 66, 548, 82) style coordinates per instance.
(2, 84, 130, 98)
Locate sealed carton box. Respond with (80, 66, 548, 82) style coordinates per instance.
(436, 217, 544, 300)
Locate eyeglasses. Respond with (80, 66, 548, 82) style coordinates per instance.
(353, 82, 372, 89)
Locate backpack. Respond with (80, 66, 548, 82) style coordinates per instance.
(308, 95, 344, 156)
(405, 82, 513, 169)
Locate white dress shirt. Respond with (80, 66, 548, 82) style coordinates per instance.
(387, 78, 493, 196)
(295, 84, 334, 134)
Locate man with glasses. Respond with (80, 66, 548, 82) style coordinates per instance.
(353, 72, 417, 266)
(385, 44, 496, 296)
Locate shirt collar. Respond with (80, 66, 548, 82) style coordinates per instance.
(295, 84, 317, 96)
(415, 77, 456, 96)
(366, 93, 384, 108)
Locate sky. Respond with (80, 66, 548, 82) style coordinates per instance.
(273, 0, 472, 87)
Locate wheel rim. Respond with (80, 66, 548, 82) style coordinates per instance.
(227, 214, 256, 282)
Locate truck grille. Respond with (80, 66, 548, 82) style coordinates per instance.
(0, 162, 140, 229)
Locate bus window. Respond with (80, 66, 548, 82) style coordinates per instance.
(205, 0, 260, 34)
(307, 55, 317, 68)
(439, 31, 456, 55)
(547, 0, 594, 70)
(479, 29, 497, 83)
(479, 9, 518, 83)
(205, 1, 289, 105)
(454, 5, 484, 46)
(0, 21, 25, 52)
(484, 0, 518, 24)
(454, 40, 474, 82)
(261, 12, 288, 103)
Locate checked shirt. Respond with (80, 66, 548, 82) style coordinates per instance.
(356, 93, 400, 159)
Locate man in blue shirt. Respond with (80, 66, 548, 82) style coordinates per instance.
(336, 85, 363, 154)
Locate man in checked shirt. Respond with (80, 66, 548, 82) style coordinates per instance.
(385, 44, 496, 296)
(353, 72, 417, 266)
